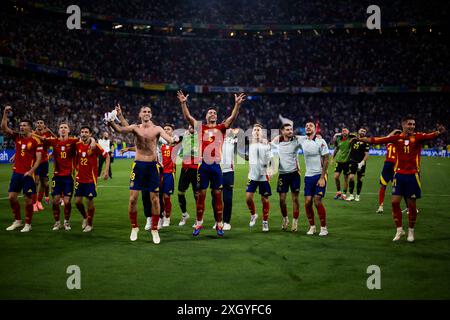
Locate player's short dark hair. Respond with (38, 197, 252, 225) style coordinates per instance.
(80, 126, 92, 133)
(163, 123, 175, 130)
(36, 119, 45, 123)
(59, 121, 70, 128)
(20, 119, 32, 127)
(359, 126, 368, 132)
(253, 123, 263, 129)
(402, 115, 415, 123)
(280, 123, 292, 130)
(140, 105, 152, 113)
(207, 107, 218, 113)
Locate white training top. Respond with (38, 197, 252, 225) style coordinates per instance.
(221, 136, 237, 173)
(248, 142, 273, 181)
(273, 136, 301, 174)
(298, 136, 329, 177)
(98, 138, 111, 153)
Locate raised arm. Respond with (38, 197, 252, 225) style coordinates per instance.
(416, 125, 446, 142)
(43, 125, 57, 138)
(360, 135, 400, 145)
(158, 126, 178, 145)
(270, 135, 280, 145)
(108, 121, 136, 134)
(115, 104, 130, 127)
(1, 106, 14, 136)
(331, 133, 340, 146)
(32, 132, 46, 140)
(177, 90, 197, 127)
(223, 93, 246, 128)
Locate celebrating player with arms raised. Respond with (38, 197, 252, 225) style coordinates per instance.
(177, 90, 245, 237)
(359, 117, 446, 242)
(2, 106, 43, 232)
(107, 105, 177, 244)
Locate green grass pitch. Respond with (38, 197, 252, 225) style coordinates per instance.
(0, 156, 449, 299)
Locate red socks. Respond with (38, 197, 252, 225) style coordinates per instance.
(408, 202, 417, 229)
(247, 198, 256, 215)
(316, 203, 327, 227)
(37, 192, 44, 202)
(64, 203, 71, 221)
(392, 202, 402, 228)
(379, 186, 386, 206)
(280, 204, 288, 217)
(305, 204, 315, 226)
(163, 196, 172, 218)
(76, 203, 87, 218)
(52, 203, 60, 221)
(129, 211, 138, 228)
(10, 200, 21, 221)
(25, 203, 33, 224)
(151, 214, 159, 230)
(213, 192, 223, 223)
(87, 208, 95, 226)
(262, 199, 270, 221)
(196, 192, 206, 222)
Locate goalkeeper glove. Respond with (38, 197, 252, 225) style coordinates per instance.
(358, 160, 365, 170)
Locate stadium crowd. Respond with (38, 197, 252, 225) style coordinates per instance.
(16, 0, 449, 24)
(1, 69, 448, 150)
(0, 1, 448, 150)
(0, 11, 449, 88)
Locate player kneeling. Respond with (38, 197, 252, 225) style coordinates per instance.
(74, 126, 110, 232)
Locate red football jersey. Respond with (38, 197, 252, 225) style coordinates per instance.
(200, 123, 227, 164)
(46, 137, 79, 176)
(161, 144, 176, 173)
(75, 142, 107, 184)
(385, 143, 397, 163)
(12, 133, 43, 174)
(371, 132, 438, 174)
(34, 131, 53, 163)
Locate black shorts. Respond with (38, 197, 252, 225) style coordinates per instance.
(178, 167, 198, 193)
(348, 161, 366, 176)
(334, 162, 350, 175)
